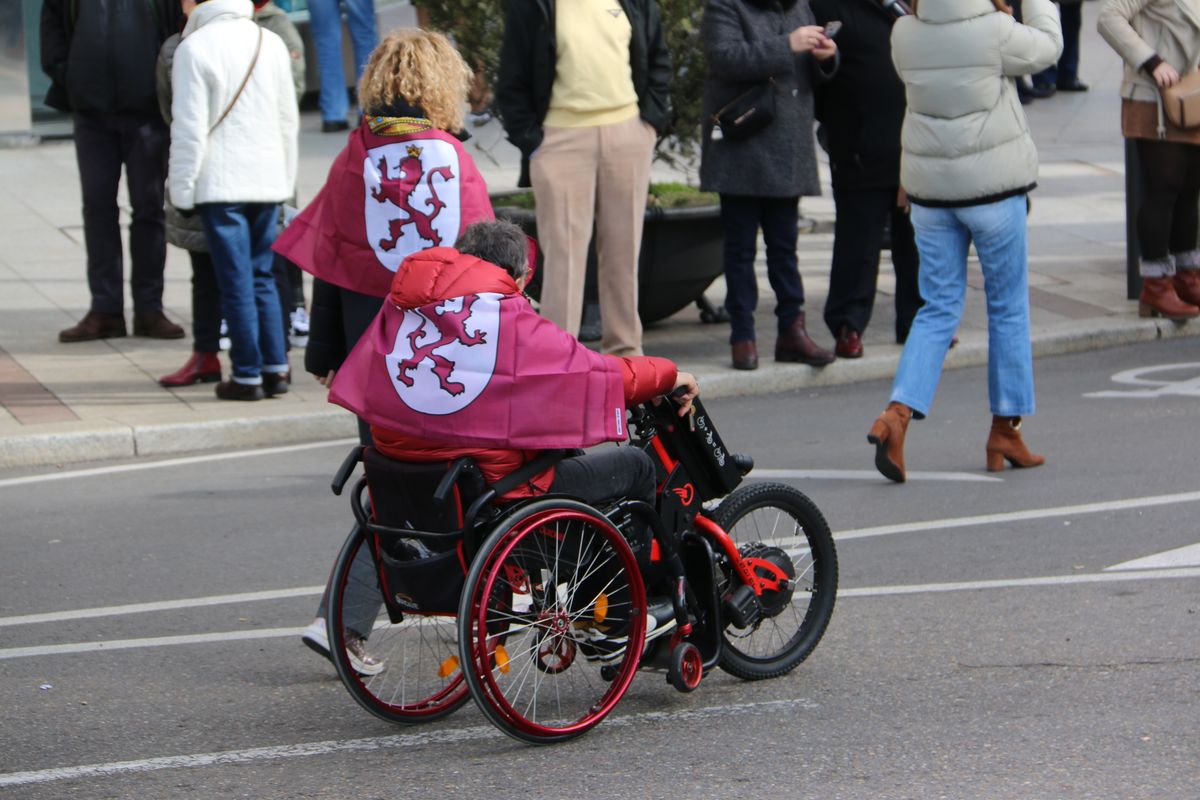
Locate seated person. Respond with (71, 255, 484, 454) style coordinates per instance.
(330, 219, 699, 510)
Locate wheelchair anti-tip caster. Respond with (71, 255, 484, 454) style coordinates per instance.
(667, 642, 703, 693)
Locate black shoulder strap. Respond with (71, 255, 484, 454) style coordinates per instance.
(488, 449, 568, 498)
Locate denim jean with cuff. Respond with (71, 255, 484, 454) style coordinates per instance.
(306, 0, 378, 124)
(890, 194, 1035, 419)
(199, 203, 288, 384)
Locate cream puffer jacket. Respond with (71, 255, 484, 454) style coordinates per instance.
(167, 0, 298, 210)
(1098, 0, 1200, 104)
(891, 0, 1062, 206)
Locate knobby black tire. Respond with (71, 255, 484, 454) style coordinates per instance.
(711, 482, 837, 680)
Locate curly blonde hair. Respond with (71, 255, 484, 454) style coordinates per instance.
(357, 29, 472, 133)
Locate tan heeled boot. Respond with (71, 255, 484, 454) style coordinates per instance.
(867, 402, 912, 483)
(986, 416, 1045, 472)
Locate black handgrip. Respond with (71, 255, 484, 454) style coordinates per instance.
(331, 446, 363, 496)
(433, 457, 471, 507)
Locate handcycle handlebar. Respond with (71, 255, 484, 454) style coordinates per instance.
(331, 446, 363, 496)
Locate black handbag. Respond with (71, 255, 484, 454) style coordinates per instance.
(712, 78, 776, 141)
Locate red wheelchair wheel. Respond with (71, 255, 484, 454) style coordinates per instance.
(457, 499, 647, 744)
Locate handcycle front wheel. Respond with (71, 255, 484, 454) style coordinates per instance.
(327, 524, 470, 724)
(457, 498, 647, 745)
(711, 482, 838, 680)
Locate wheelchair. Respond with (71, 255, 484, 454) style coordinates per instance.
(323, 395, 838, 744)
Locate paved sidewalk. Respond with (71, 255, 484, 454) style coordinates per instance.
(1, 7, 1196, 469)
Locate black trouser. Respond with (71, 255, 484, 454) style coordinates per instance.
(549, 447, 657, 509)
(73, 111, 169, 315)
(719, 194, 806, 344)
(823, 186, 921, 343)
(1135, 138, 1200, 261)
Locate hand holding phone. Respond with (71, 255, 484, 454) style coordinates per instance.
(824, 20, 842, 38)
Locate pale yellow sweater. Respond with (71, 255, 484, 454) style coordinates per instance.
(544, 0, 640, 128)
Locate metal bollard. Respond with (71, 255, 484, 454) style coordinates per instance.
(1124, 139, 1143, 301)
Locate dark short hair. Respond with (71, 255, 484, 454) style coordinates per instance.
(455, 220, 529, 282)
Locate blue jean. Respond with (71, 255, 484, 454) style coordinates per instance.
(719, 194, 806, 344)
(199, 203, 288, 383)
(306, 0, 378, 123)
(890, 194, 1035, 419)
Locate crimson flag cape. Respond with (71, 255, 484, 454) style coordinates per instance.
(329, 291, 628, 449)
(273, 119, 495, 297)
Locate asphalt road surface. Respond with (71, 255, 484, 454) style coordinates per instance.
(2, 338, 1198, 799)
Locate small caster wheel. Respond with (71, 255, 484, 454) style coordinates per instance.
(667, 642, 703, 693)
(600, 664, 619, 682)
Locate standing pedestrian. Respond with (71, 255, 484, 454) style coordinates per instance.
(167, 0, 299, 401)
(496, 0, 671, 357)
(40, 0, 186, 343)
(867, 0, 1060, 482)
(812, 0, 921, 358)
(700, 0, 839, 371)
(1098, 0, 1200, 319)
(307, 0, 377, 132)
(1034, 0, 1089, 93)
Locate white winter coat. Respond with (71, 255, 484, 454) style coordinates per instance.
(890, 0, 1062, 206)
(167, 0, 298, 210)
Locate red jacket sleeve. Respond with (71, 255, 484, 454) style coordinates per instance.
(614, 355, 677, 406)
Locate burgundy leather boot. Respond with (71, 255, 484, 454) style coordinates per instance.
(1173, 269, 1200, 307)
(1139, 277, 1200, 320)
(775, 313, 836, 366)
(159, 352, 221, 387)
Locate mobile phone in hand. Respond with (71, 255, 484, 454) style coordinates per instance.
(824, 20, 842, 39)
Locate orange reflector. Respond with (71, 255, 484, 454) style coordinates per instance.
(438, 655, 459, 678)
(594, 593, 609, 625)
(494, 644, 511, 674)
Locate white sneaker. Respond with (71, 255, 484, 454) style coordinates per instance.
(301, 617, 384, 676)
(288, 307, 309, 348)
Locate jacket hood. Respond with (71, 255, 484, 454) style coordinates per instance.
(184, 0, 254, 36)
(916, 0, 995, 24)
(390, 248, 520, 308)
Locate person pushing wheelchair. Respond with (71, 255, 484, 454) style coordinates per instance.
(330, 218, 699, 525)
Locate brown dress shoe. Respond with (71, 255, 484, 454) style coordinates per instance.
(1139, 276, 1200, 320)
(133, 310, 186, 339)
(59, 311, 126, 343)
(1173, 269, 1200, 307)
(867, 401, 911, 483)
(986, 416, 1045, 472)
(159, 352, 221, 387)
(731, 340, 758, 370)
(215, 380, 265, 401)
(775, 312, 836, 366)
(835, 327, 863, 359)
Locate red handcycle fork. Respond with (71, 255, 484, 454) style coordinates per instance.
(693, 513, 785, 596)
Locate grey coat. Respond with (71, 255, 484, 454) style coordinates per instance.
(699, 0, 836, 198)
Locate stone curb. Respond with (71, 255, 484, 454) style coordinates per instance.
(2, 319, 1196, 471)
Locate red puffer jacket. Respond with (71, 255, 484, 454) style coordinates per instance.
(370, 250, 677, 497)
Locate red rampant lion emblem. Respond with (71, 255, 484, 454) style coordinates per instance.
(371, 144, 455, 251)
(395, 296, 487, 396)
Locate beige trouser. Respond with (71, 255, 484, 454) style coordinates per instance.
(530, 115, 655, 357)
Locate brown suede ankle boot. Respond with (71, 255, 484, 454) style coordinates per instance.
(1139, 276, 1200, 320)
(867, 402, 912, 483)
(986, 416, 1045, 472)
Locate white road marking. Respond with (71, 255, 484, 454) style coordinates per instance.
(0, 698, 816, 787)
(0, 586, 324, 628)
(0, 439, 358, 489)
(1083, 362, 1200, 399)
(1106, 543, 1200, 572)
(751, 468, 1001, 483)
(4, 568, 1198, 661)
(836, 489, 1200, 541)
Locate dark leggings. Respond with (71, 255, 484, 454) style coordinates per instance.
(1136, 138, 1200, 261)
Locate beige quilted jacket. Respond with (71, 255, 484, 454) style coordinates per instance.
(1098, 0, 1200, 103)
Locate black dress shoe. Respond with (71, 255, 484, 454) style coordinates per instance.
(1057, 77, 1089, 92)
(215, 380, 264, 401)
(321, 119, 349, 133)
(1027, 82, 1056, 99)
(133, 310, 185, 339)
(263, 371, 291, 397)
